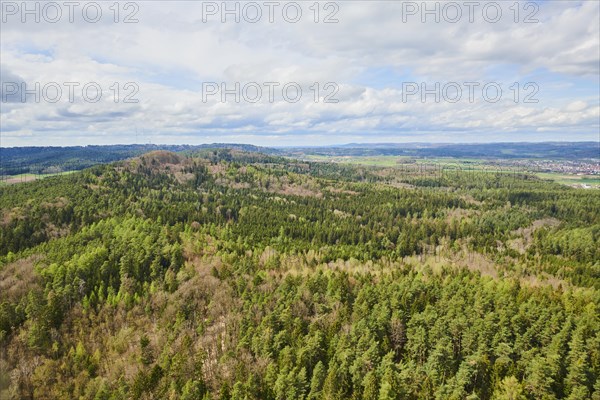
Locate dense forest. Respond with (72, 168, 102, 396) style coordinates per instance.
(0, 149, 598, 399)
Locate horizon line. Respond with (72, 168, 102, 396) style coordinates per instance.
(1, 140, 599, 150)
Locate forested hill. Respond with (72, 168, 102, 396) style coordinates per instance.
(0, 149, 599, 399)
(1, 142, 597, 176)
(0, 144, 278, 175)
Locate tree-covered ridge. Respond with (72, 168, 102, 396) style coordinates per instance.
(0, 144, 279, 176)
(2, 142, 597, 177)
(0, 150, 598, 399)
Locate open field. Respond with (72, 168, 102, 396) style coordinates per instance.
(301, 155, 599, 187)
(535, 172, 600, 187)
(0, 171, 77, 186)
(301, 155, 600, 187)
(301, 155, 489, 167)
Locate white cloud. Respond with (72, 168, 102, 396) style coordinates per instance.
(0, 0, 598, 146)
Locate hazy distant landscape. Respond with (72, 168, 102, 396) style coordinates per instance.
(2, 142, 598, 188)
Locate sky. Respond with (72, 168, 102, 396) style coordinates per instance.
(0, 0, 599, 147)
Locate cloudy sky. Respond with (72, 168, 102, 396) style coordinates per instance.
(1, 0, 599, 146)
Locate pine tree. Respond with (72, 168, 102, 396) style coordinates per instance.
(308, 361, 326, 399)
(492, 376, 526, 400)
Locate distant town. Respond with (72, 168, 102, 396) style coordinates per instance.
(491, 159, 599, 176)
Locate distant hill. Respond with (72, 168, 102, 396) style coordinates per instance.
(1, 142, 597, 176)
(285, 142, 600, 160)
(0, 144, 281, 175)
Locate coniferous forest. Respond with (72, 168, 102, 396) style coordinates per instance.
(0, 149, 598, 399)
